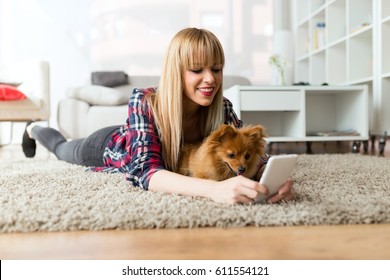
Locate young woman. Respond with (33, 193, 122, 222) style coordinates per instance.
(23, 27, 295, 204)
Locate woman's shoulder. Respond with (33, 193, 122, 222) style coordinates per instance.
(130, 87, 157, 105)
(222, 96, 243, 128)
(132, 87, 157, 98)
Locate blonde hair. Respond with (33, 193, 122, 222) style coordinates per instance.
(147, 27, 225, 171)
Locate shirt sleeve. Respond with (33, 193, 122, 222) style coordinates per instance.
(125, 88, 165, 190)
(223, 97, 243, 128)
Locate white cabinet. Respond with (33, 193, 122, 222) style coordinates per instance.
(224, 85, 369, 144)
(292, 0, 389, 136)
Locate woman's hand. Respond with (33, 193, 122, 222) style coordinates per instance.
(266, 179, 295, 204)
(209, 176, 269, 204)
(209, 177, 295, 205)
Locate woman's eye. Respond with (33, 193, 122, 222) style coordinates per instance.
(191, 69, 202, 74)
(212, 68, 222, 73)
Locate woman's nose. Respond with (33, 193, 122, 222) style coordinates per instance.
(203, 69, 215, 83)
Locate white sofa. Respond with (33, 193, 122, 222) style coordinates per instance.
(57, 75, 251, 139)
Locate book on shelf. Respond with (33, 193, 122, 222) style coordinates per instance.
(313, 22, 326, 50)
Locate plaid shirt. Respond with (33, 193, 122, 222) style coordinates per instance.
(91, 87, 267, 190)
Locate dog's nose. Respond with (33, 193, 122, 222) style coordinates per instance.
(238, 166, 246, 174)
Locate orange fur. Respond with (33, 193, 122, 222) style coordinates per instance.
(178, 124, 267, 181)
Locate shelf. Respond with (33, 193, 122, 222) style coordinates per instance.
(296, 21, 310, 57)
(305, 88, 369, 139)
(328, 41, 347, 84)
(348, 28, 373, 82)
(296, 53, 311, 62)
(295, 57, 309, 83)
(224, 85, 368, 143)
(293, 0, 387, 135)
(382, 0, 390, 19)
(348, 0, 373, 34)
(348, 77, 374, 85)
(380, 78, 390, 132)
(327, 0, 346, 43)
(311, 0, 327, 14)
(382, 20, 390, 74)
(242, 111, 304, 139)
(382, 15, 390, 24)
(293, 0, 374, 86)
(311, 51, 326, 85)
(382, 73, 390, 79)
(327, 36, 347, 48)
(303, 135, 368, 141)
(296, 0, 311, 25)
(348, 24, 373, 38)
(266, 135, 367, 142)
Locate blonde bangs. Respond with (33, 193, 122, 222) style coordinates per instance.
(180, 29, 225, 70)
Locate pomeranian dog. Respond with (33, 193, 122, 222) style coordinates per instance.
(178, 124, 267, 181)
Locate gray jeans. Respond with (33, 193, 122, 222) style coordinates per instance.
(31, 125, 120, 167)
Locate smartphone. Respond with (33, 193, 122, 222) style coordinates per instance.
(254, 154, 298, 203)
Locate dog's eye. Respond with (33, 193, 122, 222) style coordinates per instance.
(227, 153, 235, 159)
(245, 154, 250, 160)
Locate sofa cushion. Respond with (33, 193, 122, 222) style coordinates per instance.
(0, 84, 27, 101)
(91, 71, 129, 87)
(0, 80, 23, 87)
(66, 85, 129, 106)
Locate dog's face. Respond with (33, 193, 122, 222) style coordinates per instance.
(208, 124, 267, 178)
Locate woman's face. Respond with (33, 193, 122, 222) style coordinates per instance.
(183, 63, 223, 108)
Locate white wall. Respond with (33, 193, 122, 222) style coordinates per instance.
(0, 0, 92, 142)
(0, 0, 275, 143)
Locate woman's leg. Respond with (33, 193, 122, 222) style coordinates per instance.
(29, 125, 120, 167)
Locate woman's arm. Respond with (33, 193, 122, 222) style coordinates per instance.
(150, 169, 295, 204)
(149, 169, 270, 204)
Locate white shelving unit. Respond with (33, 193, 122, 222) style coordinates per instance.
(293, 0, 374, 85)
(224, 85, 369, 145)
(292, 0, 390, 136)
(380, 1, 390, 136)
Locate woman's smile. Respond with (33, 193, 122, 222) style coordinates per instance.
(197, 87, 215, 97)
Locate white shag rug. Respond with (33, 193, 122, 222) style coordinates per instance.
(1, 154, 390, 233)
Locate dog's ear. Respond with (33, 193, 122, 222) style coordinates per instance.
(244, 125, 267, 141)
(210, 124, 237, 143)
(219, 125, 237, 140)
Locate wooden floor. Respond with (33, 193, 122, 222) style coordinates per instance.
(2, 224, 390, 260)
(1, 139, 390, 260)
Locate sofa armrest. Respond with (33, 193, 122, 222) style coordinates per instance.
(57, 98, 90, 139)
(58, 97, 128, 139)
